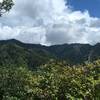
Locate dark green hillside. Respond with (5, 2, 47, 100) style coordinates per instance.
(0, 39, 100, 67)
(48, 44, 92, 64)
(0, 39, 55, 68)
(0, 39, 99, 99)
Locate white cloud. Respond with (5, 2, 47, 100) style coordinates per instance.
(0, 0, 100, 45)
(0, 0, 3, 3)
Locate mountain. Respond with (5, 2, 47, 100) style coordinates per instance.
(0, 39, 54, 68)
(0, 39, 100, 68)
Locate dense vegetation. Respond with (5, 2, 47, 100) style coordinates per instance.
(1, 39, 100, 68)
(0, 39, 100, 99)
(0, 60, 99, 100)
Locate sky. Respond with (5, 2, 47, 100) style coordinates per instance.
(0, 0, 100, 45)
(67, 0, 100, 18)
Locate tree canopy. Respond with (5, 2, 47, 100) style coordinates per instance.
(0, 60, 99, 100)
(0, 0, 13, 16)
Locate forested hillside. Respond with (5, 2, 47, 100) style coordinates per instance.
(0, 39, 100, 67)
(0, 39, 100, 100)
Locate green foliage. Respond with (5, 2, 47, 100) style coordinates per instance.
(1, 39, 100, 68)
(0, 0, 14, 16)
(34, 60, 100, 100)
(0, 39, 54, 68)
(0, 66, 35, 99)
(0, 60, 99, 100)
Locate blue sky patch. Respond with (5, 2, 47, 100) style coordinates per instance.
(67, 0, 100, 18)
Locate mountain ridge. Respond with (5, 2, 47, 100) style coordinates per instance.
(0, 39, 95, 46)
(0, 39, 100, 68)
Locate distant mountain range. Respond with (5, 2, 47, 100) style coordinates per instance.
(0, 39, 100, 68)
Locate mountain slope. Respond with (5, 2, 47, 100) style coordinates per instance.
(0, 39, 100, 67)
(0, 39, 55, 68)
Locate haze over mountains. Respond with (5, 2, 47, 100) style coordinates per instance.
(0, 39, 100, 68)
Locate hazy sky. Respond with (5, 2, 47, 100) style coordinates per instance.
(0, 0, 100, 45)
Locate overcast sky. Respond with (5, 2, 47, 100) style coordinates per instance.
(0, 0, 100, 45)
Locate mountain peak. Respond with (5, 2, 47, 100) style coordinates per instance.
(0, 39, 22, 44)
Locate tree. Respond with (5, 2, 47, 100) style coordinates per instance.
(0, 0, 13, 16)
